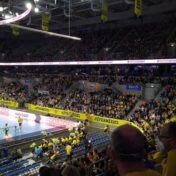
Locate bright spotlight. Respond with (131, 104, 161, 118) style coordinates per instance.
(16, 12, 19, 16)
(170, 43, 175, 47)
(0, 7, 3, 12)
(5, 14, 11, 19)
(34, 7, 39, 13)
(26, 2, 32, 9)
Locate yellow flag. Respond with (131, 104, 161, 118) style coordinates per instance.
(42, 14, 49, 31)
(101, 0, 108, 23)
(134, 0, 142, 17)
(12, 21, 20, 36)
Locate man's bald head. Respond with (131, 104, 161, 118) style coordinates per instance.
(111, 125, 145, 162)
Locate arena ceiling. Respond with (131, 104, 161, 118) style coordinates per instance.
(0, 0, 176, 31)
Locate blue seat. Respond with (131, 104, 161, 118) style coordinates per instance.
(5, 163, 40, 176)
(0, 160, 28, 172)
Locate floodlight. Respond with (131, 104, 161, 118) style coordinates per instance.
(26, 2, 32, 9)
(34, 7, 39, 13)
(0, 7, 3, 12)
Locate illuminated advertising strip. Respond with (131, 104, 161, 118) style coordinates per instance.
(0, 59, 175, 66)
(0, 7, 32, 25)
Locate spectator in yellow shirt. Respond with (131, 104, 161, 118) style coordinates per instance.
(72, 139, 77, 146)
(61, 137, 65, 144)
(160, 122, 176, 176)
(50, 151, 60, 161)
(111, 125, 161, 176)
(76, 138, 80, 145)
(48, 142, 53, 148)
(66, 144, 72, 161)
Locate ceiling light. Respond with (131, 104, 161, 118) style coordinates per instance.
(0, 7, 3, 12)
(5, 14, 11, 19)
(34, 7, 39, 13)
(16, 12, 19, 16)
(170, 43, 175, 47)
(26, 2, 32, 9)
(34, 0, 39, 2)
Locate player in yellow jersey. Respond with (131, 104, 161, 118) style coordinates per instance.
(18, 116, 23, 130)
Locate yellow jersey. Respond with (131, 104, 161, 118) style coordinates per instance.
(162, 149, 176, 176)
(65, 137, 69, 143)
(41, 131, 47, 135)
(48, 142, 53, 147)
(52, 138, 59, 143)
(50, 152, 59, 160)
(61, 138, 65, 143)
(72, 140, 77, 145)
(30, 143, 36, 148)
(18, 117, 23, 124)
(66, 145, 72, 155)
(76, 139, 80, 145)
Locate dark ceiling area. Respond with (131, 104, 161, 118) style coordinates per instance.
(0, 0, 176, 32)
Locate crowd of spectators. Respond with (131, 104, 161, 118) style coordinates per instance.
(29, 120, 113, 176)
(0, 81, 29, 103)
(0, 21, 176, 62)
(0, 71, 176, 176)
(0, 66, 176, 121)
(37, 122, 176, 176)
(30, 87, 137, 119)
(127, 86, 176, 146)
(0, 12, 176, 176)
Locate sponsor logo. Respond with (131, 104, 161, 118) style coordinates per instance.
(71, 112, 81, 119)
(36, 107, 49, 112)
(94, 116, 119, 124)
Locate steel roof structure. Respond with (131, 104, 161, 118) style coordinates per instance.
(0, 0, 176, 31)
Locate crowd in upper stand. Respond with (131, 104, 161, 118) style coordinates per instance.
(0, 21, 176, 62)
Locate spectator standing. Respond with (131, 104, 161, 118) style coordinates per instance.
(66, 143, 72, 161)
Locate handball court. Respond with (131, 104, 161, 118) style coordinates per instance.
(0, 107, 76, 144)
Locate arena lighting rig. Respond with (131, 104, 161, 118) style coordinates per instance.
(0, 3, 32, 25)
(0, 59, 175, 66)
(0, 1, 81, 41)
(7, 24, 81, 40)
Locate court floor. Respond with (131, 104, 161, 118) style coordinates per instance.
(0, 115, 64, 144)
